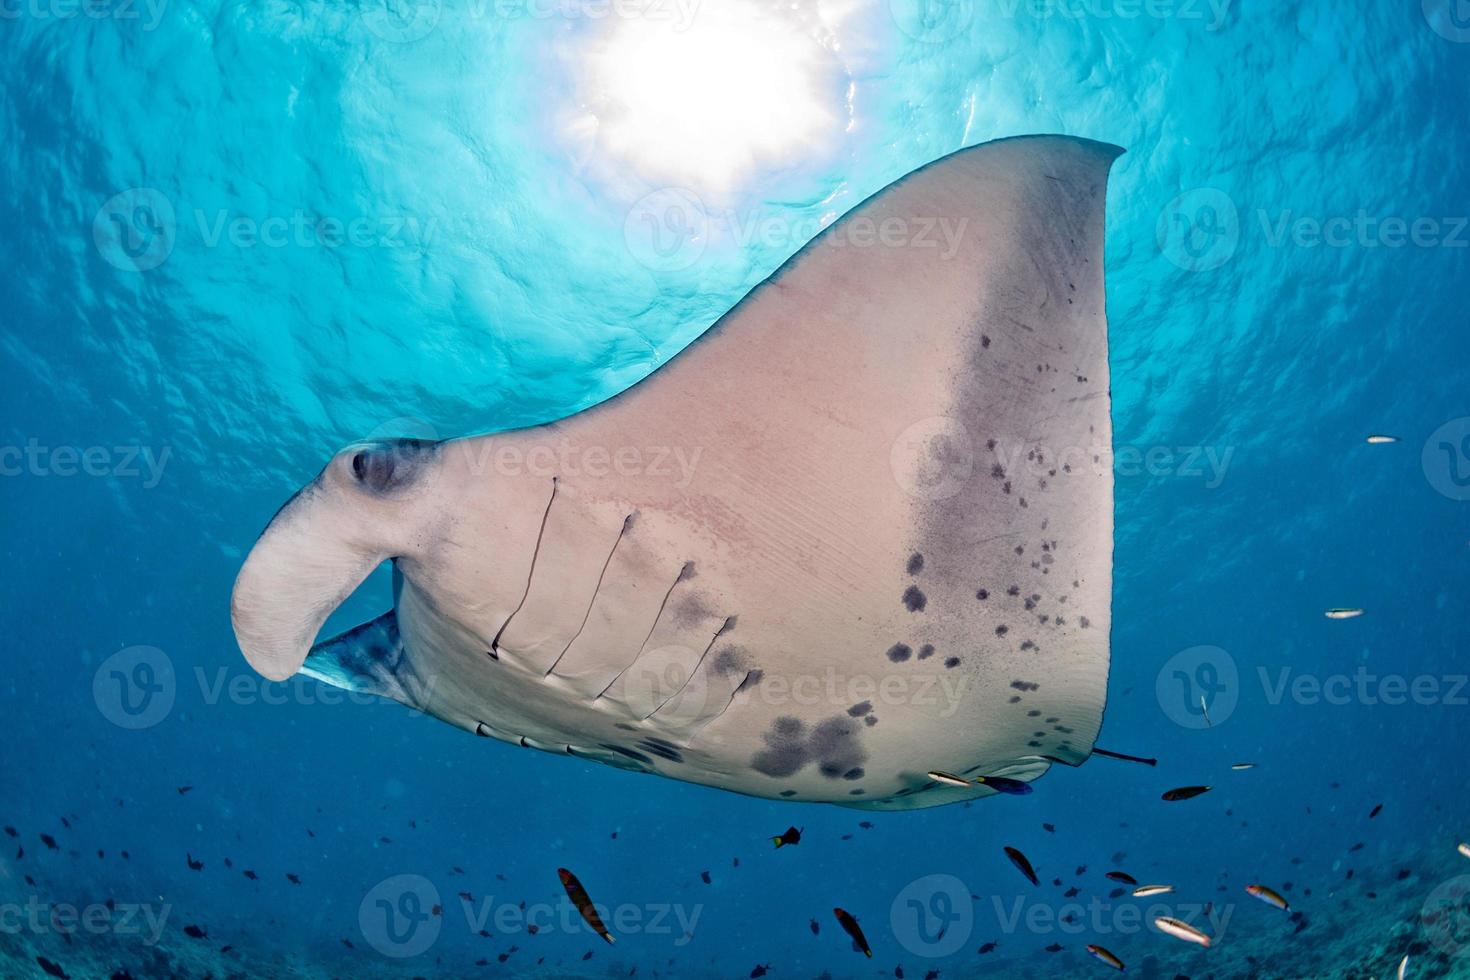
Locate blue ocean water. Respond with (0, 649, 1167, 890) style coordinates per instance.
(2, 1, 1469, 977)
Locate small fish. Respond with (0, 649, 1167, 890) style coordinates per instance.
(176, 786, 193, 795)
(1045, 942, 1063, 952)
(39, 834, 58, 851)
(858, 821, 874, 829)
(1365, 435, 1399, 444)
(2, 826, 14, 837)
(35, 957, 69, 980)
(243, 870, 258, 881)
(559, 868, 615, 944)
(700, 870, 712, 884)
(1325, 608, 1364, 620)
(1231, 763, 1256, 770)
(1369, 804, 1383, 819)
(1398, 954, 1409, 979)
(1133, 884, 1175, 897)
(833, 907, 872, 957)
(286, 873, 301, 885)
(1246, 884, 1290, 911)
(1105, 871, 1137, 885)
(1155, 915, 1211, 948)
(1457, 843, 1470, 860)
(1063, 886, 1080, 898)
(976, 775, 1033, 796)
(749, 965, 770, 978)
(772, 826, 803, 848)
(1086, 944, 1125, 971)
(977, 941, 997, 954)
(809, 918, 820, 936)
(1042, 823, 1056, 833)
(1004, 846, 1039, 886)
(927, 771, 971, 788)
(1161, 786, 1211, 802)
(186, 854, 203, 871)
(183, 925, 208, 940)
(1200, 695, 1212, 727)
(1092, 747, 1158, 767)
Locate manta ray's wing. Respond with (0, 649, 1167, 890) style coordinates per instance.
(234, 135, 1122, 809)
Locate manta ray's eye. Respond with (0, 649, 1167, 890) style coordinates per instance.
(350, 448, 396, 492)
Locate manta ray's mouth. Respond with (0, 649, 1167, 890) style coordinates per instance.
(231, 447, 436, 682)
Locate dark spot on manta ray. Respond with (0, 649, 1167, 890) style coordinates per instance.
(976, 588, 989, 600)
(753, 715, 867, 780)
(995, 625, 1009, 636)
(711, 646, 753, 677)
(902, 586, 927, 612)
(981, 334, 991, 348)
(736, 670, 764, 693)
(779, 790, 797, 797)
(907, 553, 924, 574)
(671, 592, 718, 629)
(752, 717, 807, 777)
(864, 715, 878, 726)
(886, 643, 912, 663)
(1080, 616, 1091, 628)
(847, 701, 873, 717)
(944, 657, 961, 668)
(849, 788, 865, 795)
(842, 767, 865, 780)
(1011, 680, 1039, 691)
(917, 644, 935, 660)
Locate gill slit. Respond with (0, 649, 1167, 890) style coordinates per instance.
(595, 560, 692, 700)
(642, 615, 735, 720)
(487, 477, 557, 659)
(544, 512, 634, 677)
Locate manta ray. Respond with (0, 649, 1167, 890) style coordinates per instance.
(232, 134, 1121, 810)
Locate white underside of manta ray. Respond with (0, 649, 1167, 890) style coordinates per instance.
(231, 134, 1121, 811)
